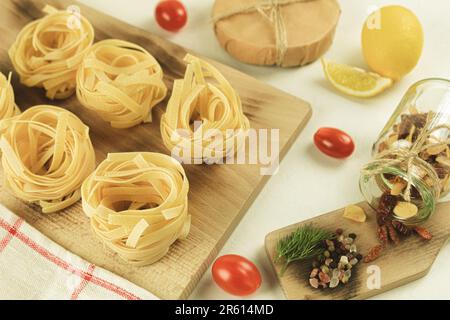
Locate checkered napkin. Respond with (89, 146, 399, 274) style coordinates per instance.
(0, 204, 158, 300)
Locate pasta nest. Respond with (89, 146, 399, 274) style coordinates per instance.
(8, 5, 94, 100)
(76, 39, 167, 129)
(0, 72, 20, 120)
(0, 105, 96, 213)
(160, 54, 250, 163)
(81, 152, 190, 266)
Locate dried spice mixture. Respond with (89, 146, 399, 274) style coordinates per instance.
(362, 108, 444, 262)
(309, 229, 363, 289)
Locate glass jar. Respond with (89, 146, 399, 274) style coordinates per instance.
(360, 79, 450, 226)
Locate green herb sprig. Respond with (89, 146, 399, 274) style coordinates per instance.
(275, 224, 334, 275)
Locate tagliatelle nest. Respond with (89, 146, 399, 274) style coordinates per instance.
(160, 54, 250, 163)
(0, 72, 20, 120)
(76, 39, 167, 129)
(8, 5, 94, 100)
(81, 152, 190, 266)
(0, 105, 96, 213)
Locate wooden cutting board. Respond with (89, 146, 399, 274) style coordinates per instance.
(265, 201, 450, 300)
(0, 0, 312, 299)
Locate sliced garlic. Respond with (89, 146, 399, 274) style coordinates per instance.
(343, 205, 366, 223)
(391, 139, 412, 150)
(426, 144, 447, 156)
(436, 156, 450, 167)
(393, 202, 418, 219)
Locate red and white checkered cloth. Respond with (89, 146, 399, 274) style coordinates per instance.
(0, 204, 157, 300)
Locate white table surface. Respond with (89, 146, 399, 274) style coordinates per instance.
(79, 0, 450, 300)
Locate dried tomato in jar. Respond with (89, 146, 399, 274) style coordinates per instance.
(360, 79, 450, 226)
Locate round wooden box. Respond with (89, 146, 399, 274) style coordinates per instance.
(212, 0, 341, 67)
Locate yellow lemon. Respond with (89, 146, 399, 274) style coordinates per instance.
(361, 5, 423, 80)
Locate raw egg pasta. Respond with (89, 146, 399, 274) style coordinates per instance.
(76, 39, 167, 129)
(8, 5, 94, 99)
(0, 72, 20, 120)
(160, 54, 250, 163)
(0, 105, 96, 213)
(81, 152, 190, 266)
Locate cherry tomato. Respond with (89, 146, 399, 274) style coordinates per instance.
(313, 127, 355, 159)
(155, 0, 187, 32)
(212, 254, 262, 296)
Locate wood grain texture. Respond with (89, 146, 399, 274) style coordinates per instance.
(265, 201, 450, 300)
(0, 0, 312, 299)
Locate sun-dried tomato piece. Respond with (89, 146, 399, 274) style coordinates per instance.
(377, 212, 391, 226)
(363, 245, 384, 263)
(387, 223, 400, 245)
(414, 226, 433, 240)
(392, 220, 411, 236)
(377, 225, 389, 246)
(378, 192, 399, 217)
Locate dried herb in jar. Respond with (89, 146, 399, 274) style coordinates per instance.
(360, 81, 448, 262)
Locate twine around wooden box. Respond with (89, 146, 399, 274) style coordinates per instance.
(212, 0, 340, 67)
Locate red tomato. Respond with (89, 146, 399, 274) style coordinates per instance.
(155, 0, 187, 32)
(212, 254, 262, 296)
(313, 127, 355, 159)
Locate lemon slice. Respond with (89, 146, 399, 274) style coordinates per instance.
(321, 59, 393, 98)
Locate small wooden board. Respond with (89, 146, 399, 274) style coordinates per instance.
(265, 201, 450, 300)
(0, 0, 312, 299)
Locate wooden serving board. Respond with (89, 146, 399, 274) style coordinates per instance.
(0, 0, 312, 299)
(265, 201, 450, 300)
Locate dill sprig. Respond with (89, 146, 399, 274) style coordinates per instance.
(275, 224, 334, 275)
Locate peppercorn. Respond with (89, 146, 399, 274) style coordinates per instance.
(308, 230, 360, 290)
